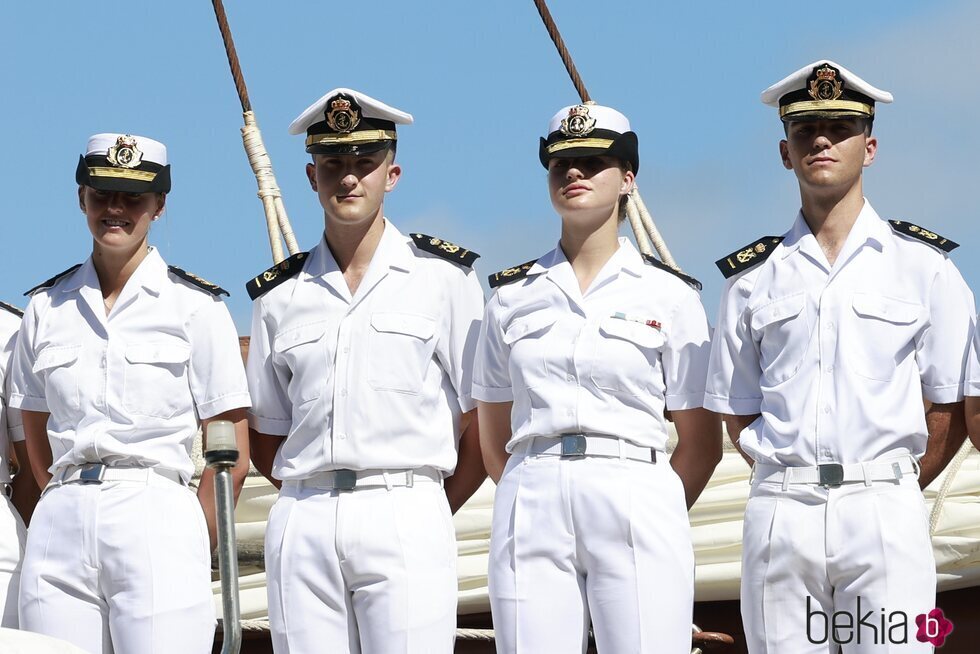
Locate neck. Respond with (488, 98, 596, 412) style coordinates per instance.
(799, 178, 865, 239)
(324, 212, 386, 273)
(92, 241, 149, 297)
(559, 209, 621, 292)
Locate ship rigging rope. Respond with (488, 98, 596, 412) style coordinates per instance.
(530, 0, 681, 271)
(210, 0, 299, 263)
(929, 439, 972, 537)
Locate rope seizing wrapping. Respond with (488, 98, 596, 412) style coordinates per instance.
(241, 111, 299, 260)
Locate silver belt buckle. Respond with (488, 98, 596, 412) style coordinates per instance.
(78, 463, 106, 484)
(560, 434, 588, 457)
(818, 463, 844, 487)
(333, 469, 357, 491)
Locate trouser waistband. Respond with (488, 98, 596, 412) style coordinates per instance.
(284, 466, 444, 492)
(49, 463, 185, 488)
(516, 434, 660, 464)
(753, 455, 919, 489)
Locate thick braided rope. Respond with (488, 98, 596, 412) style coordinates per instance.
(624, 193, 653, 256)
(929, 439, 972, 536)
(531, 0, 591, 103)
(237, 619, 495, 641)
(242, 111, 299, 259)
(630, 187, 678, 270)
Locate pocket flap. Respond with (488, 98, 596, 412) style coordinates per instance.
(502, 312, 556, 345)
(125, 342, 191, 365)
(851, 294, 922, 325)
(273, 322, 328, 353)
(33, 344, 81, 372)
(370, 312, 436, 340)
(750, 293, 806, 331)
(599, 317, 665, 349)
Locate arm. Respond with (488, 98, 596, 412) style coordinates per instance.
(10, 441, 39, 524)
(21, 410, 52, 488)
(198, 408, 250, 552)
(968, 396, 980, 452)
(477, 400, 513, 484)
(669, 407, 722, 509)
(249, 428, 283, 489)
(444, 408, 486, 513)
(723, 414, 761, 468)
(918, 401, 967, 489)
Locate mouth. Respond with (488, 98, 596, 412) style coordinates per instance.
(809, 156, 836, 165)
(563, 184, 590, 197)
(102, 219, 129, 228)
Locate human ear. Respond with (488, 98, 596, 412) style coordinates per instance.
(779, 140, 792, 170)
(620, 169, 636, 195)
(385, 163, 402, 192)
(863, 136, 878, 168)
(306, 162, 317, 191)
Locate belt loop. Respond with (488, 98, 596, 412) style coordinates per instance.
(862, 462, 873, 487)
(910, 456, 921, 479)
(891, 461, 902, 482)
(382, 471, 393, 491)
(781, 468, 790, 492)
(406, 469, 415, 488)
(618, 439, 626, 461)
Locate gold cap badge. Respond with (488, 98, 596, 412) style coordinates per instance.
(106, 135, 143, 169)
(560, 104, 597, 137)
(808, 64, 844, 102)
(325, 96, 361, 133)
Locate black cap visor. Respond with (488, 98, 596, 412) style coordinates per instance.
(539, 130, 639, 173)
(76, 155, 171, 194)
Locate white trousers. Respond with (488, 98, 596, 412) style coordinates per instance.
(489, 453, 694, 654)
(265, 481, 457, 654)
(19, 479, 215, 654)
(0, 494, 26, 628)
(741, 475, 936, 653)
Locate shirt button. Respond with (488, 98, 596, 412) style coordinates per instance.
(338, 433, 347, 440)
(826, 322, 835, 330)
(566, 409, 574, 416)
(340, 388, 348, 397)
(343, 346, 350, 354)
(566, 374, 574, 382)
(825, 366, 834, 373)
(824, 406, 832, 414)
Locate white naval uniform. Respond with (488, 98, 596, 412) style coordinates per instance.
(0, 308, 27, 628)
(8, 248, 251, 654)
(246, 221, 484, 654)
(473, 239, 711, 654)
(705, 202, 976, 654)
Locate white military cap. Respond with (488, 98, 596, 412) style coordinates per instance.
(539, 102, 639, 172)
(761, 60, 893, 122)
(76, 133, 171, 193)
(289, 87, 413, 155)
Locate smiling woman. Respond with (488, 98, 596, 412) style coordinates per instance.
(6, 133, 252, 653)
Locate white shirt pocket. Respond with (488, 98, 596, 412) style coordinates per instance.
(846, 293, 923, 381)
(33, 344, 82, 412)
(502, 311, 557, 390)
(368, 312, 437, 394)
(272, 322, 330, 405)
(124, 340, 192, 419)
(590, 317, 665, 396)
(750, 293, 809, 385)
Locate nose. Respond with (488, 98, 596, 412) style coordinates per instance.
(565, 164, 584, 181)
(106, 192, 126, 213)
(340, 171, 358, 189)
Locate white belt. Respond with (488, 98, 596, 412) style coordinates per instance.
(51, 463, 184, 487)
(285, 466, 444, 492)
(753, 456, 919, 489)
(518, 434, 659, 464)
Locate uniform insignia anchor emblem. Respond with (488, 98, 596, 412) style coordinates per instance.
(106, 135, 143, 169)
(809, 64, 844, 102)
(326, 96, 361, 133)
(560, 104, 597, 137)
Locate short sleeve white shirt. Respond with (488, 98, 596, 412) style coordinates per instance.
(246, 221, 485, 481)
(0, 308, 23, 483)
(473, 238, 712, 452)
(705, 201, 976, 466)
(8, 248, 251, 483)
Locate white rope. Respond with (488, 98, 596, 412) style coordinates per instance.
(929, 439, 972, 536)
(630, 187, 678, 270)
(624, 193, 653, 256)
(234, 619, 496, 641)
(241, 111, 299, 262)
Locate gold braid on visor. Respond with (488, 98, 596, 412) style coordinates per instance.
(88, 167, 158, 182)
(306, 129, 397, 147)
(780, 100, 874, 118)
(546, 138, 615, 154)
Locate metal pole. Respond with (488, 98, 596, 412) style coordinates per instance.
(205, 421, 242, 654)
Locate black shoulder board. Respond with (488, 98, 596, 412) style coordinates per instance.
(410, 233, 480, 268)
(24, 263, 82, 297)
(488, 259, 538, 289)
(246, 251, 309, 301)
(168, 266, 229, 297)
(0, 301, 23, 318)
(641, 254, 702, 291)
(888, 220, 958, 253)
(715, 236, 784, 279)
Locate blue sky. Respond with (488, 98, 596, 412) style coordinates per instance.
(2, 1, 976, 331)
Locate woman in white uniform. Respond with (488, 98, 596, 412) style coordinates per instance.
(473, 104, 722, 653)
(8, 133, 252, 653)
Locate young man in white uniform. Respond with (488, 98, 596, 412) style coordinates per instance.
(0, 302, 34, 628)
(246, 89, 486, 654)
(706, 61, 975, 653)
